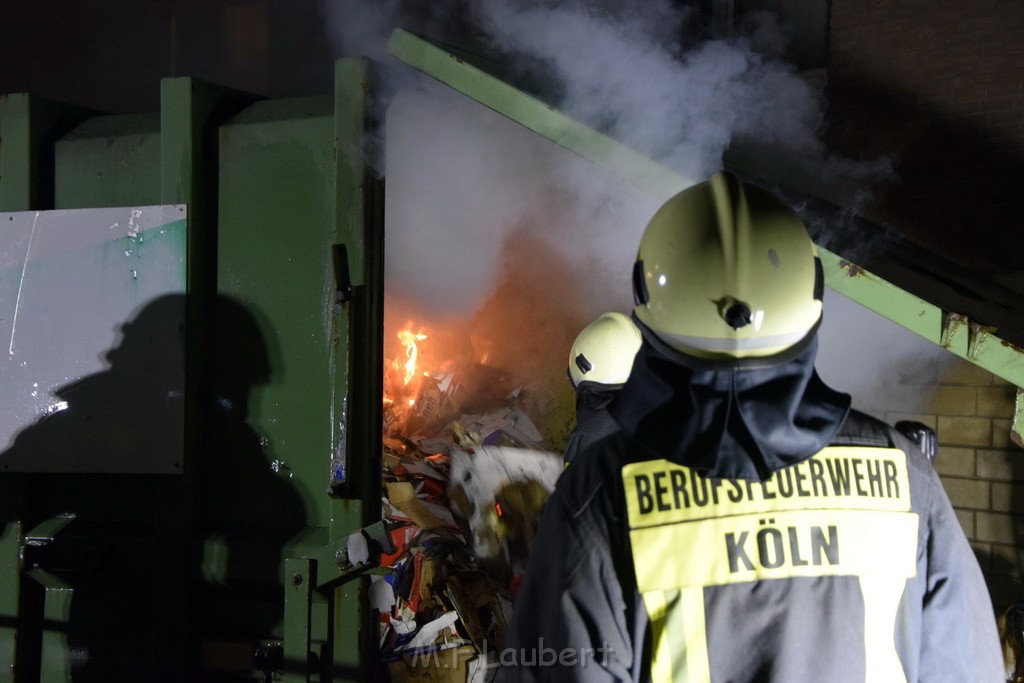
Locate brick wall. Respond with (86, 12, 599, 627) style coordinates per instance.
(825, 0, 1024, 611)
(879, 357, 1023, 609)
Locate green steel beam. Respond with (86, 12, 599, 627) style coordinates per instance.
(823, 252, 1024, 384)
(386, 29, 696, 199)
(386, 27, 1024, 396)
(329, 56, 377, 522)
(22, 515, 76, 547)
(334, 59, 371, 290)
(161, 77, 257, 308)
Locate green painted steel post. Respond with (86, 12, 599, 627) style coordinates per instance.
(0, 522, 18, 682)
(161, 76, 257, 315)
(156, 75, 204, 680)
(158, 76, 257, 676)
(284, 558, 315, 682)
(0, 94, 34, 212)
(326, 57, 382, 682)
(215, 57, 379, 680)
(0, 94, 93, 212)
(24, 571, 72, 683)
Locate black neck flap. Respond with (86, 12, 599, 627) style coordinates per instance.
(610, 330, 851, 481)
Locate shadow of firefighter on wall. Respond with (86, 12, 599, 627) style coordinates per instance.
(0, 293, 307, 681)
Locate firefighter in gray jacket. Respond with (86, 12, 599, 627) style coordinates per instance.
(500, 171, 1003, 682)
(563, 311, 641, 465)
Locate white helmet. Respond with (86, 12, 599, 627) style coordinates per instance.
(568, 312, 642, 390)
(633, 171, 823, 360)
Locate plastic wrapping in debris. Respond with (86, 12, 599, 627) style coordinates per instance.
(396, 611, 460, 653)
(331, 397, 349, 485)
(414, 405, 547, 457)
(378, 389, 560, 682)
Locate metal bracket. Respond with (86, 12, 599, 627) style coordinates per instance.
(332, 243, 353, 304)
(20, 513, 78, 575)
(22, 514, 76, 548)
(940, 312, 999, 363)
(968, 321, 999, 362)
(303, 520, 398, 594)
(1013, 389, 1024, 449)
(21, 569, 74, 681)
(940, 311, 969, 353)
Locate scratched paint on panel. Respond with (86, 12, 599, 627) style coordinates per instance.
(0, 205, 186, 473)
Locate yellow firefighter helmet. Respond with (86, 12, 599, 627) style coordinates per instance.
(568, 311, 642, 389)
(632, 170, 823, 360)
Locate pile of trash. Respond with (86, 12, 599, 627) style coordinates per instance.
(367, 332, 564, 681)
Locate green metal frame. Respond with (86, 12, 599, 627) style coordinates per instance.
(283, 57, 384, 683)
(1, 61, 380, 680)
(386, 27, 1024, 440)
(0, 77, 274, 680)
(23, 571, 72, 683)
(214, 58, 380, 682)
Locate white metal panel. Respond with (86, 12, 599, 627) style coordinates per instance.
(0, 205, 186, 472)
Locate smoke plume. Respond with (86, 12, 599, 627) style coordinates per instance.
(472, 0, 825, 181)
(323, 0, 913, 419)
(323, 0, 891, 312)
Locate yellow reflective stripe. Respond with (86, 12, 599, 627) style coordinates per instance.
(631, 509, 918, 592)
(679, 585, 710, 683)
(861, 575, 910, 682)
(641, 587, 711, 683)
(643, 589, 673, 683)
(623, 448, 912, 529)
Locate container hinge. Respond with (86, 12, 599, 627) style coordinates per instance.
(332, 243, 352, 304)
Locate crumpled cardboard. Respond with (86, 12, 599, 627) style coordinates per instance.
(386, 481, 455, 531)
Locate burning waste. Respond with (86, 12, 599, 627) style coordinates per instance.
(370, 320, 566, 680)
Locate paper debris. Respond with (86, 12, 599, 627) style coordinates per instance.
(396, 610, 459, 653)
(370, 575, 397, 613)
(386, 482, 453, 531)
(347, 530, 370, 566)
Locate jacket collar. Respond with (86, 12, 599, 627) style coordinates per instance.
(610, 328, 850, 481)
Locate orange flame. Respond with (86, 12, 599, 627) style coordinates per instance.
(397, 326, 428, 386)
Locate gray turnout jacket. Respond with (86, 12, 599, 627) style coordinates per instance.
(499, 335, 1003, 682)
